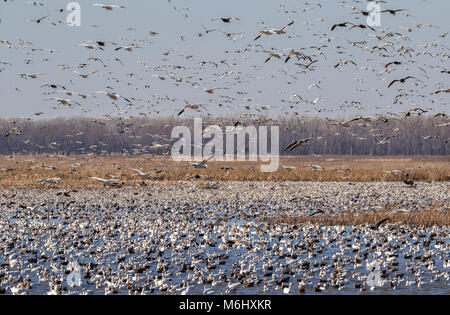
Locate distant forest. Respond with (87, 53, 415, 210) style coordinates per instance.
(0, 116, 448, 156)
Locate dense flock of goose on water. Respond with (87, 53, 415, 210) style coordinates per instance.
(0, 182, 448, 295)
(0, 0, 449, 295)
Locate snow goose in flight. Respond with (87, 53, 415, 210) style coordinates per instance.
(254, 21, 294, 41)
(96, 91, 131, 103)
(388, 76, 416, 88)
(91, 4, 126, 10)
(178, 103, 206, 116)
(211, 17, 240, 23)
(283, 138, 311, 151)
(73, 71, 98, 79)
(46, 97, 82, 106)
(19, 73, 46, 79)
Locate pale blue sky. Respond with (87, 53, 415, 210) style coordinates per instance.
(0, 0, 448, 119)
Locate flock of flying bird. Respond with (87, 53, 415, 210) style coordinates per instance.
(0, 1, 448, 150)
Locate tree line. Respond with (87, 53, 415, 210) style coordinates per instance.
(0, 116, 448, 156)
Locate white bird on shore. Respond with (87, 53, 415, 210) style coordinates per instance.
(281, 165, 296, 171)
(382, 170, 402, 175)
(37, 178, 61, 184)
(90, 177, 121, 186)
(131, 169, 151, 179)
(192, 155, 214, 169)
(305, 164, 324, 171)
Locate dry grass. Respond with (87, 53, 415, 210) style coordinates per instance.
(264, 204, 450, 227)
(0, 154, 448, 189)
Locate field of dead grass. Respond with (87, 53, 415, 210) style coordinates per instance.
(264, 203, 450, 228)
(0, 154, 448, 189)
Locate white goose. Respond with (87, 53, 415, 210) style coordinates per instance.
(91, 4, 126, 10)
(254, 21, 295, 40)
(90, 177, 121, 186)
(131, 169, 151, 180)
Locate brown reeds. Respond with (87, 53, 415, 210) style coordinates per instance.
(0, 154, 448, 189)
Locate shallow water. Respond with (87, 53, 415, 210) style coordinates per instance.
(0, 183, 448, 295)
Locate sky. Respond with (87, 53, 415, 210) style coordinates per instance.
(0, 0, 449, 120)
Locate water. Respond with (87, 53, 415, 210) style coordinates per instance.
(0, 184, 448, 295)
